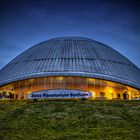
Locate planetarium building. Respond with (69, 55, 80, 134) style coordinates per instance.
(0, 37, 140, 100)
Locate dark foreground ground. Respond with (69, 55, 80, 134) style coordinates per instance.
(0, 100, 140, 140)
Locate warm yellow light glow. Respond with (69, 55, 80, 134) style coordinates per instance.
(105, 87, 114, 92)
(58, 77, 64, 81)
(88, 78, 95, 83)
(0, 76, 140, 100)
(90, 91, 95, 98)
(105, 87, 114, 99)
(29, 79, 34, 83)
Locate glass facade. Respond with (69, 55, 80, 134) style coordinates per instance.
(0, 76, 140, 100)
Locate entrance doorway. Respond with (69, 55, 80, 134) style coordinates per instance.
(123, 92, 129, 100)
(117, 93, 121, 99)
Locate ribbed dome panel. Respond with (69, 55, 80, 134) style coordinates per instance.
(0, 37, 140, 89)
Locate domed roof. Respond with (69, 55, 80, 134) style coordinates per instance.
(0, 37, 140, 89)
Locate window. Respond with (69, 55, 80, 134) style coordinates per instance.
(100, 92, 105, 97)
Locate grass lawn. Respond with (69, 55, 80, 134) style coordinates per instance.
(0, 100, 140, 140)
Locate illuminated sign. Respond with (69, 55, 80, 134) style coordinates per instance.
(27, 90, 92, 99)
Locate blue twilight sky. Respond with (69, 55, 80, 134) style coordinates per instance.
(0, 0, 140, 69)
